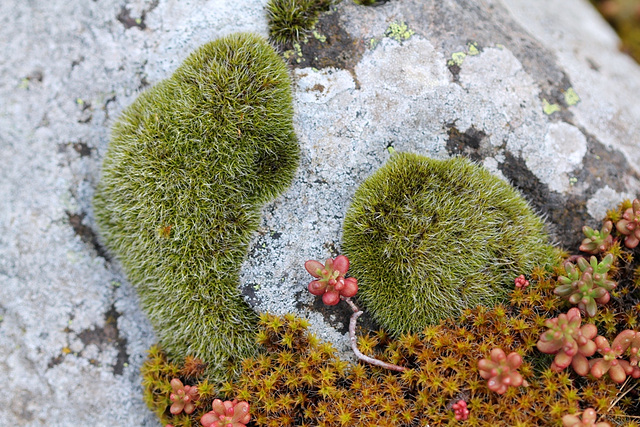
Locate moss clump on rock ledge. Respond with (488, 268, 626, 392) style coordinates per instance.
(266, 0, 335, 46)
(342, 152, 555, 335)
(93, 33, 299, 381)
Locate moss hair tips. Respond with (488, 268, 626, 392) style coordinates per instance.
(341, 152, 554, 336)
(93, 33, 300, 380)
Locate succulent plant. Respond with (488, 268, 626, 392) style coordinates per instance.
(305, 255, 358, 305)
(589, 331, 639, 383)
(562, 408, 611, 427)
(554, 255, 616, 317)
(169, 378, 199, 415)
(514, 274, 529, 289)
(579, 221, 613, 254)
(616, 198, 640, 248)
(536, 308, 598, 375)
(201, 399, 250, 427)
(625, 330, 640, 366)
(478, 348, 524, 395)
(452, 400, 469, 421)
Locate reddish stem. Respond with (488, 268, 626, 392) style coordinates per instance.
(343, 297, 406, 372)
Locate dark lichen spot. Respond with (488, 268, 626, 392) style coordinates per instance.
(67, 212, 110, 261)
(117, 1, 157, 30)
(72, 142, 92, 157)
(77, 304, 129, 375)
(294, 11, 365, 75)
(445, 124, 487, 161)
(587, 57, 601, 72)
(71, 57, 84, 69)
(447, 63, 461, 81)
(26, 70, 43, 83)
(138, 75, 150, 90)
(47, 354, 65, 369)
(241, 283, 261, 308)
(117, 6, 146, 30)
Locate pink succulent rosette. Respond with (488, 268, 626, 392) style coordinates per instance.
(616, 199, 640, 249)
(514, 274, 529, 289)
(201, 399, 250, 427)
(169, 378, 199, 415)
(477, 348, 524, 395)
(579, 221, 613, 254)
(589, 331, 640, 383)
(305, 255, 358, 305)
(452, 400, 469, 421)
(536, 308, 597, 376)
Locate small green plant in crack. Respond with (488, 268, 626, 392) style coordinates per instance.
(266, 0, 335, 46)
(93, 33, 299, 382)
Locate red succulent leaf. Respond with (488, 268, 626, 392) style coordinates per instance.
(322, 290, 340, 306)
(333, 255, 349, 275)
(341, 277, 358, 297)
(304, 260, 325, 278)
(308, 280, 326, 296)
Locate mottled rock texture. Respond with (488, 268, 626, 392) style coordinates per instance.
(0, 0, 638, 425)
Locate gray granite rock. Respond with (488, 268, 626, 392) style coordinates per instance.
(0, 0, 638, 425)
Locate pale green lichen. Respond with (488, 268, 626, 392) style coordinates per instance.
(447, 43, 480, 67)
(447, 51, 467, 67)
(312, 29, 326, 42)
(543, 99, 562, 115)
(564, 87, 580, 106)
(467, 42, 480, 56)
(385, 21, 414, 43)
(283, 41, 304, 63)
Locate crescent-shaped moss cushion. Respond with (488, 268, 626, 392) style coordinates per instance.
(93, 33, 299, 380)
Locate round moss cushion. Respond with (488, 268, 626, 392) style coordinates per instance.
(342, 152, 554, 336)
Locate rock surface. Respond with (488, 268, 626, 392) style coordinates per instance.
(0, 0, 639, 425)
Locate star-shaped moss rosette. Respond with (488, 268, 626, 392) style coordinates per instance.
(305, 255, 358, 305)
(616, 198, 640, 248)
(536, 307, 597, 375)
(554, 255, 616, 317)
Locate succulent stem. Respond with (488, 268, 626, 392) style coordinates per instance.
(344, 297, 406, 372)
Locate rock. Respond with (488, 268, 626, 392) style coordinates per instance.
(0, 0, 638, 425)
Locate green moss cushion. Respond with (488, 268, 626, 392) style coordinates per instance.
(342, 152, 554, 336)
(93, 33, 299, 380)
